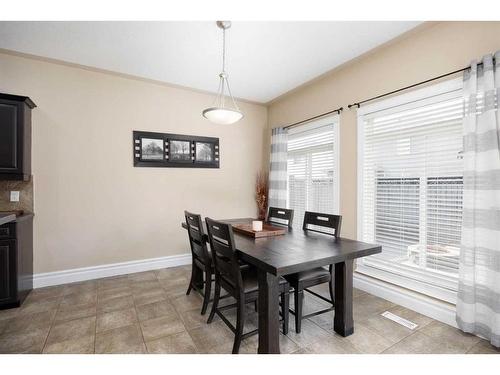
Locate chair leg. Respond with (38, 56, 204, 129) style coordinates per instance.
(232, 297, 246, 354)
(186, 261, 196, 295)
(281, 292, 289, 335)
(294, 289, 304, 333)
(207, 277, 220, 324)
(201, 268, 212, 315)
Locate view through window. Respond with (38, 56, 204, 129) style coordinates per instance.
(287, 117, 339, 229)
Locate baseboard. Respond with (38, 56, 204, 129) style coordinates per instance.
(33, 253, 192, 288)
(33, 255, 457, 328)
(353, 271, 457, 328)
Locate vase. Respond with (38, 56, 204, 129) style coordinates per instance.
(258, 208, 267, 221)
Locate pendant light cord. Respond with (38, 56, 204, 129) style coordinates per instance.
(222, 27, 226, 73)
(221, 24, 240, 111)
(220, 27, 226, 107)
(209, 21, 241, 112)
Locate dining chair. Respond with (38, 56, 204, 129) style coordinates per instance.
(267, 207, 294, 228)
(184, 211, 214, 315)
(205, 217, 290, 354)
(285, 211, 342, 333)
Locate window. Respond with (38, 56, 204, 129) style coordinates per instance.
(287, 116, 339, 229)
(357, 79, 464, 302)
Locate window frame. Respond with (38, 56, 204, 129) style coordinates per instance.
(287, 115, 340, 227)
(356, 78, 463, 304)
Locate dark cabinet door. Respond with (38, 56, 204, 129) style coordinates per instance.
(0, 239, 16, 303)
(0, 101, 21, 173)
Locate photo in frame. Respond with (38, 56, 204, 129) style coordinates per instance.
(140, 138, 164, 161)
(195, 141, 214, 162)
(169, 140, 192, 162)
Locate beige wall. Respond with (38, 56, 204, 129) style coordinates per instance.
(268, 21, 500, 240)
(0, 52, 268, 274)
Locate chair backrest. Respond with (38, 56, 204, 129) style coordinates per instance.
(267, 207, 294, 228)
(302, 211, 342, 237)
(205, 217, 243, 291)
(184, 211, 211, 265)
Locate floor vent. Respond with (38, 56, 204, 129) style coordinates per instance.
(381, 311, 418, 330)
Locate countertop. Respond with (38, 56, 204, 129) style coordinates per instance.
(0, 212, 34, 226)
(0, 213, 16, 226)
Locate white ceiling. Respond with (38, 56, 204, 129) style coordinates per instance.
(0, 21, 420, 103)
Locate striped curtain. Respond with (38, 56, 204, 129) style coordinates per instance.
(456, 52, 500, 348)
(268, 127, 288, 208)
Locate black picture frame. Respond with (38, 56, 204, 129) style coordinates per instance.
(133, 131, 220, 168)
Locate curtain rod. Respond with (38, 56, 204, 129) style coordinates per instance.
(347, 60, 488, 109)
(283, 107, 343, 130)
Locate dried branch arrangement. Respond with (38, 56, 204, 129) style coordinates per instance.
(255, 172, 269, 220)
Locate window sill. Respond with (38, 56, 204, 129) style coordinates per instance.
(353, 270, 458, 328)
(355, 262, 457, 304)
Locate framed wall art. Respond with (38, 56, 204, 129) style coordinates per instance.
(133, 131, 220, 168)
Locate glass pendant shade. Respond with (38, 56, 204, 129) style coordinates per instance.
(203, 21, 243, 125)
(202, 107, 243, 125)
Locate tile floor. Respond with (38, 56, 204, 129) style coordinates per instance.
(0, 265, 498, 354)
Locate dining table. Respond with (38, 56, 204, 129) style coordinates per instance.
(181, 217, 381, 354)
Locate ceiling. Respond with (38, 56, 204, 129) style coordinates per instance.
(0, 21, 420, 103)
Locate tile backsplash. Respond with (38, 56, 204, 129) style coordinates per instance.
(0, 177, 34, 213)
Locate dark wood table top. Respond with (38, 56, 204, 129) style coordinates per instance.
(181, 218, 381, 276)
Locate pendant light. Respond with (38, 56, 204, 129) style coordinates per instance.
(202, 21, 243, 125)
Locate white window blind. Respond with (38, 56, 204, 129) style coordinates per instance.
(287, 116, 339, 229)
(357, 79, 464, 301)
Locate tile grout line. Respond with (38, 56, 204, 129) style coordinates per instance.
(93, 284, 98, 354)
(134, 270, 188, 353)
(164, 269, 204, 353)
(96, 275, 143, 352)
(184, 322, 202, 354)
(95, 270, 194, 353)
(379, 330, 421, 354)
(416, 321, 479, 354)
(304, 293, 413, 354)
(39, 287, 65, 354)
(373, 311, 437, 353)
(310, 315, 417, 355)
(135, 273, 154, 353)
(136, 269, 224, 353)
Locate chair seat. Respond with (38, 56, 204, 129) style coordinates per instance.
(285, 267, 331, 285)
(196, 253, 254, 271)
(222, 268, 288, 294)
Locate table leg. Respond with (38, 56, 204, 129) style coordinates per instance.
(334, 260, 354, 336)
(257, 269, 280, 354)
